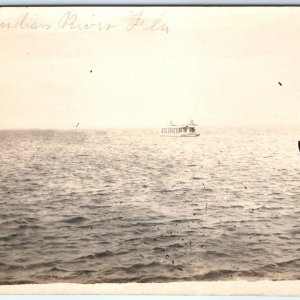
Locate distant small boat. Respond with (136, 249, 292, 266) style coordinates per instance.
(161, 120, 200, 137)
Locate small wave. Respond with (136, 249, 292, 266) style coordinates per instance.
(17, 217, 38, 223)
(128, 222, 152, 228)
(0, 280, 35, 285)
(95, 192, 110, 196)
(276, 258, 300, 268)
(153, 246, 167, 252)
(25, 261, 61, 271)
(167, 243, 185, 249)
(18, 224, 42, 230)
(118, 261, 163, 274)
(79, 205, 101, 209)
(158, 189, 173, 193)
(21, 178, 32, 182)
(94, 250, 114, 258)
(6, 264, 24, 271)
(195, 269, 237, 280)
(61, 216, 88, 224)
(73, 269, 97, 275)
(75, 250, 114, 260)
(49, 267, 69, 272)
(170, 219, 189, 224)
(236, 259, 300, 279)
(0, 233, 19, 241)
(290, 230, 300, 237)
(43, 235, 57, 240)
(136, 275, 182, 283)
(205, 250, 231, 258)
(230, 205, 244, 209)
(260, 205, 283, 211)
(155, 188, 191, 194)
(165, 164, 174, 168)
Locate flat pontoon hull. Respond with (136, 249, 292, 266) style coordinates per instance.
(161, 133, 200, 137)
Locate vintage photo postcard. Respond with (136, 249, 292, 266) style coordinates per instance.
(0, 6, 299, 295)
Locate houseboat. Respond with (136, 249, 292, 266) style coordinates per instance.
(161, 120, 200, 137)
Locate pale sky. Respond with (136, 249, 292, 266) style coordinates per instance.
(0, 7, 300, 129)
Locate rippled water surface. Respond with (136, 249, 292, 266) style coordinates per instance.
(0, 127, 299, 284)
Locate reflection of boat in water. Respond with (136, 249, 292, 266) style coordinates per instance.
(161, 120, 200, 137)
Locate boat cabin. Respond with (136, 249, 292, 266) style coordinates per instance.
(161, 120, 199, 137)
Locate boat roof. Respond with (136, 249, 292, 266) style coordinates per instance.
(163, 121, 198, 127)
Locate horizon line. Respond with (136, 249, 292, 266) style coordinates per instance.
(1, 123, 300, 130)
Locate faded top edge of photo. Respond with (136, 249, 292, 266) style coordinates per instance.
(1, 0, 300, 6)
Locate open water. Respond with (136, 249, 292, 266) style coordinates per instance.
(0, 127, 299, 284)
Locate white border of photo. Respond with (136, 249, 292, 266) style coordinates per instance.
(0, 0, 300, 5)
(0, 2, 299, 299)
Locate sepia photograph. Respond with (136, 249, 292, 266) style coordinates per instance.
(0, 6, 299, 295)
